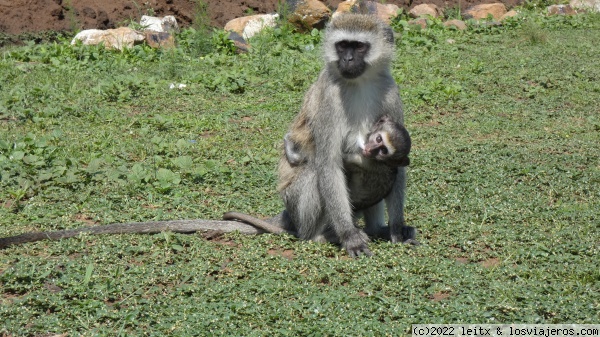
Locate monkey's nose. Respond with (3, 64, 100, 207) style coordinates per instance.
(362, 148, 375, 158)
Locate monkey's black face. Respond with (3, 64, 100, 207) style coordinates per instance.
(335, 40, 370, 79)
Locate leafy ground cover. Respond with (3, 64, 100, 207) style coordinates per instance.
(0, 11, 598, 336)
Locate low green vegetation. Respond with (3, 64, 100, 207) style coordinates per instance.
(1, 10, 599, 336)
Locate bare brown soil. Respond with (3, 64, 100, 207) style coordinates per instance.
(0, 0, 522, 35)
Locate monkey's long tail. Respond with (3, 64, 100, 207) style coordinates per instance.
(0, 219, 265, 249)
(222, 211, 295, 236)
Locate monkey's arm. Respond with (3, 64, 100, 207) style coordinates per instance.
(0, 219, 264, 249)
(312, 114, 371, 257)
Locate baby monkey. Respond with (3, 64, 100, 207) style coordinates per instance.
(284, 114, 411, 169)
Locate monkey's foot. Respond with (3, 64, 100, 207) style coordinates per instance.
(390, 225, 419, 245)
(342, 230, 372, 257)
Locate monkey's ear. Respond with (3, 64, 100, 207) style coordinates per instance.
(383, 27, 394, 44)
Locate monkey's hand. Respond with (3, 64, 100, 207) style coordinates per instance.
(390, 225, 420, 246)
(343, 229, 372, 257)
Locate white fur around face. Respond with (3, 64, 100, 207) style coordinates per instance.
(382, 132, 396, 154)
(356, 133, 366, 150)
(324, 30, 383, 64)
(323, 28, 395, 75)
(326, 30, 377, 46)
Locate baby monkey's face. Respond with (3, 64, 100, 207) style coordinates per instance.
(362, 131, 392, 160)
(361, 115, 411, 167)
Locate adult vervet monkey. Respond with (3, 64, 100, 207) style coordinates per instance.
(277, 14, 417, 257)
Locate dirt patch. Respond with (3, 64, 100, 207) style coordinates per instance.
(0, 0, 278, 35)
(73, 213, 98, 226)
(480, 257, 501, 268)
(267, 248, 295, 259)
(455, 257, 470, 264)
(0, 0, 522, 35)
(431, 291, 451, 301)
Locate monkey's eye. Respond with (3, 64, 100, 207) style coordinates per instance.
(336, 41, 350, 50)
(380, 147, 388, 155)
(376, 135, 382, 143)
(355, 42, 367, 52)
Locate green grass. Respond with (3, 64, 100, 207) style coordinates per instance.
(1, 12, 599, 336)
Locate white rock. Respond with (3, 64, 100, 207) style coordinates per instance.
(570, 0, 600, 11)
(71, 29, 104, 45)
(169, 83, 187, 90)
(243, 14, 279, 39)
(225, 14, 279, 40)
(71, 27, 145, 50)
(140, 15, 179, 33)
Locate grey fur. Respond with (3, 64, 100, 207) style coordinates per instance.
(284, 133, 306, 166)
(276, 14, 418, 257)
